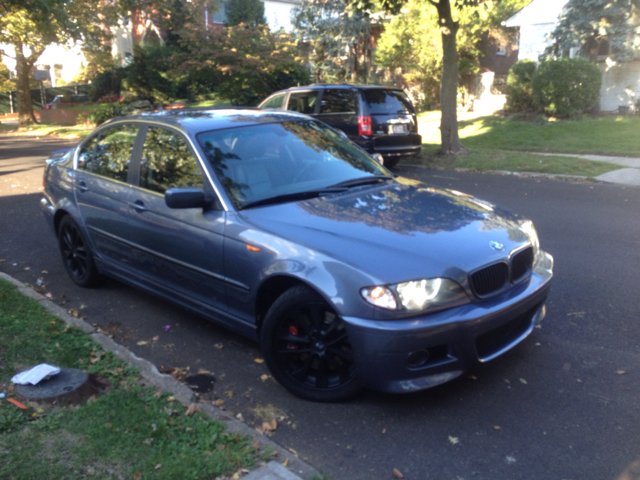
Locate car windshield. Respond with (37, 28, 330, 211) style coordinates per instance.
(197, 120, 389, 209)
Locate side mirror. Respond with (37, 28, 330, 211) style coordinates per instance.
(165, 187, 206, 209)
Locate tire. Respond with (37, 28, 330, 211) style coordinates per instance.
(261, 285, 361, 402)
(58, 215, 101, 288)
(383, 156, 400, 169)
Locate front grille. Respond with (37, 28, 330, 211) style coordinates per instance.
(512, 247, 534, 282)
(475, 303, 540, 360)
(470, 262, 509, 297)
(470, 246, 535, 298)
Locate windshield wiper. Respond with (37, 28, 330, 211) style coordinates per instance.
(241, 187, 347, 209)
(329, 175, 394, 189)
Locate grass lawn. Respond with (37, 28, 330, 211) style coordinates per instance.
(415, 112, 639, 176)
(0, 278, 264, 480)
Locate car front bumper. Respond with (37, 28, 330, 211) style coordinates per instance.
(342, 252, 553, 393)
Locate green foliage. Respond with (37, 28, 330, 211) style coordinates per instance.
(225, 0, 267, 27)
(0, 62, 14, 92)
(544, 0, 640, 61)
(122, 45, 184, 103)
(531, 58, 602, 118)
(292, 0, 373, 82)
(176, 24, 308, 105)
(505, 60, 537, 113)
(375, 0, 529, 110)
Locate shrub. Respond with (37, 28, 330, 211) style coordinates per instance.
(505, 60, 537, 113)
(87, 102, 125, 125)
(531, 58, 602, 119)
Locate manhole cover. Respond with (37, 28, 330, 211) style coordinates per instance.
(16, 368, 89, 400)
(184, 374, 216, 393)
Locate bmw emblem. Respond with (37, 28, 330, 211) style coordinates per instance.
(490, 241, 505, 251)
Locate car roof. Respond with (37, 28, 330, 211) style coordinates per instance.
(101, 107, 315, 135)
(269, 84, 404, 94)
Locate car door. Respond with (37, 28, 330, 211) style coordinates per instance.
(126, 125, 229, 316)
(74, 123, 140, 268)
(316, 88, 359, 137)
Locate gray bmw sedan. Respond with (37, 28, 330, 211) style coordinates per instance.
(41, 108, 553, 402)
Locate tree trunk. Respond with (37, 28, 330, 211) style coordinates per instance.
(435, 0, 466, 155)
(15, 53, 38, 127)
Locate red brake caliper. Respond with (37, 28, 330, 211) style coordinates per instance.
(287, 325, 299, 350)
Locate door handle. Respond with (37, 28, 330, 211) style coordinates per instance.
(131, 200, 148, 212)
(77, 181, 88, 192)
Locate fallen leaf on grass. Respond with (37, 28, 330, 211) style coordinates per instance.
(7, 398, 27, 409)
(155, 464, 162, 470)
(185, 404, 200, 416)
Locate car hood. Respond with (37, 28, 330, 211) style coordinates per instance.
(238, 179, 531, 284)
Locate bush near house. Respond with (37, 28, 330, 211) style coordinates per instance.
(530, 58, 602, 119)
(505, 60, 537, 113)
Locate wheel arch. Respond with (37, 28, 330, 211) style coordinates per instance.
(254, 275, 327, 335)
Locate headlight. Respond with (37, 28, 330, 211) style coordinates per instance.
(520, 220, 540, 256)
(361, 278, 468, 312)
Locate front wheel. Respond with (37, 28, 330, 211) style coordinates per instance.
(58, 215, 101, 288)
(261, 286, 361, 402)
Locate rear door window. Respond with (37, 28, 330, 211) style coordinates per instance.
(287, 91, 319, 114)
(319, 90, 357, 114)
(82, 124, 139, 182)
(363, 90, 415, 115)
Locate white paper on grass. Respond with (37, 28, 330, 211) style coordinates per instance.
(11, 364, 61, 385)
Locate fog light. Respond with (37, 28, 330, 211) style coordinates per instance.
(406, 350, 430, 368)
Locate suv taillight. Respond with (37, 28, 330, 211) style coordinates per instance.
(358, 116, 372, 136)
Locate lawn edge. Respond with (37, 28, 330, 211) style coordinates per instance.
(0, 271, 320, 480)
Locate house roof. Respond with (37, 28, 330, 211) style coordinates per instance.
(504, 0, 570, 27)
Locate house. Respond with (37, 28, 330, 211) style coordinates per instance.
(505, 0, 640, 113)
(206, 0, 301, 32)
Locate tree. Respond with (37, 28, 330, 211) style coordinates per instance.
(544, 0, 640, 62)
(0, 61, 14, 92)
(225, 0, 267, 27)
(374, 0, 528, 152)
(0, 0, 125, 126)
(292, 0, 374, 83)
(175, 22, 308, 105)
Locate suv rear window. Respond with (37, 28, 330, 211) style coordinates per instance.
(319, 90, 357, 114)
(363, 90, 414, 115)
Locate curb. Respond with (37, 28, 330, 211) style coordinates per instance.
(0, 272, 319, 480)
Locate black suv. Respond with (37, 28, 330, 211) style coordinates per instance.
(258, 84, 422, 168)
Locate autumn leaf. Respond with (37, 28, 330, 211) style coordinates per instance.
(185, 404, 200, 416)
(448, 436, 460, 445)
(393, 468, 404, 478)
(254, 358, 265, 364)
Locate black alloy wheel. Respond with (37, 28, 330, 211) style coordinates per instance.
(58, 216, 100, 288)
(261, 285, 361, 402)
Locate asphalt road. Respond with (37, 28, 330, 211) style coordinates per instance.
(1, 134, 639, 480)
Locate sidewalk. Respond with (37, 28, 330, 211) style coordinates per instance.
(531, 152, 640, 186)
(0, 272, 316, 480)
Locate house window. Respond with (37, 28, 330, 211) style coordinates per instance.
(496, 44, 507, 56)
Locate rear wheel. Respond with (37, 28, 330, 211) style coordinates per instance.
(261, 286, 361, 402)
(58, 216, 101, 288)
